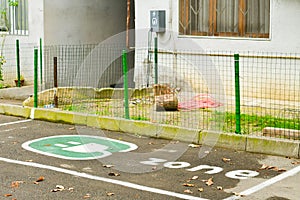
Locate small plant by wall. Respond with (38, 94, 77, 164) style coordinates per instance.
(0, 54, 5, 81)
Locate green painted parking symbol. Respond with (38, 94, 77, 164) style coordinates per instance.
(22, 135, 138, 160)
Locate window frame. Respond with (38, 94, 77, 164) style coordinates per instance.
(0, 0, 28, 35)
(179, 0, 270, 39)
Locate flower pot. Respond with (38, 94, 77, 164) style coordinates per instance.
(14, 79, 25, 86)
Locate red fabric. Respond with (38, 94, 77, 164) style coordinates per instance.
(178, 94, 222, 110)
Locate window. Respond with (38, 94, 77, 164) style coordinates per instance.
(0, 0, 28, 35)
(179, 0, 270, 38)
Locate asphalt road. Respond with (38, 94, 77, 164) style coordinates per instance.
(0, 114, 299, 200)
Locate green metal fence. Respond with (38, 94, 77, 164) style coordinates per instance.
(12, 43, 299, 140)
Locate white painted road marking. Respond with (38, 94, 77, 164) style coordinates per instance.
(140, 158, 259, 180)
(0, 156, 209, 200)
(0, 119, 32, 127)
(22, 135, 138, 160)
(224, 164, 300, 200)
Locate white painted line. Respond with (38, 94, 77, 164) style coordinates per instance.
(0, 119, 32, 127)
(224, 164, 300, 200)
(67, 141, 81, 145)
(0, 156, 208, 200)
(54, 144, 68, 148)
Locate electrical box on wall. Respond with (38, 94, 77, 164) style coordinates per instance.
(150, 10, 166, 33)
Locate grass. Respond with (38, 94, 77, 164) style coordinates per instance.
(130, 116, 150, 121)
(223, 112, 300, 134)
(0, 82, 11, 89)
(60, 101, 299, 135)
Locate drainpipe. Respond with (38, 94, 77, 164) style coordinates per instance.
(126, 0, 131, 49)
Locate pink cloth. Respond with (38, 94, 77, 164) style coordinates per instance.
(178, 94, 222, 110)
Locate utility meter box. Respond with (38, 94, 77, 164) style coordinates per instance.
(150, 10, 166, 33)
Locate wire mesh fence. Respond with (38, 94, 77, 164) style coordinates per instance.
(3, 42, 299, 140)
(210, 52, 300, 139)
(0, 41, 36, 87)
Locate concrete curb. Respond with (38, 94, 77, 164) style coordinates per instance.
(1, 103, 299, 158)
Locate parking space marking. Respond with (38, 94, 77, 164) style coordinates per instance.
(0, 119, 32, 127)
(22, 135, 138, 160)
(224, 164, 300, 200)
(0, 156, 209, 200)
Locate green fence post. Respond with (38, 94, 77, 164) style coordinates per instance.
(16, 39, 21, 87)
(122, 50, 130, 119)
(34, 48, 38, 108)
(234, 54, 241, 134)
(39, 38, 43, 85)
(154, 36, 158, 84)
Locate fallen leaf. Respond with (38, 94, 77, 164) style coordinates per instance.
(275, 168, 287, 172)
(291, 161, 300, 165)
(36, 176, 44, 182)
(4, 194, 12, 197)
(56, 185, 65, 190)
(68, 187, 74, 192)
(69, 127, 75, 130)
(103, 164, 114, 168)
(191, 176, 199, 180)
(222, 158, 231, 162)
(259, 164, 275, 170)
(148, 142, 154, 145)
(233, 192, 240, 196)
(51, 185, 69, 192)
(202, 177, 214, 186)
(267, 166, 276, 170)
(198, 188, 204, 192)
(260, 164, 286, 172)
(260, 164, 269, 170)
(84, 193, 91, 198)
(108, 172, 120, 177)
(232, 192, 245, 197)
(11, 181, 23, 188)
(34, 176, 45, 184)
(11, 182, 18, 188)
(182, 183, 195, 187)
(35, 176, 45, 182)
(204, 151, 210, 154)
(217, 186, 223, 190)
(184, 189, 193, 194)
(106, 192, 115, 196)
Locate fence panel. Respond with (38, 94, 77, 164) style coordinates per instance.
(23, 43, 300, 140)
(0, 41, 35, 87)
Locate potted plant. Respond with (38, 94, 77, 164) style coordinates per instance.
(14, 74, 25, 86)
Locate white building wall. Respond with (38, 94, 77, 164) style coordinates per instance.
(134, 0, 300, 107)
(1, 0, 44, 85)
(42, 0, 129, 89)
(44, 0, 127, 45)
(135, 0, 300, 53)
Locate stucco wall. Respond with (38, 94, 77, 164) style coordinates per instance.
(44, 0, 127, 45)
(134, 0, 300, 107)
(134, 0, 300, 53)
(1, 0, 44, 85)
